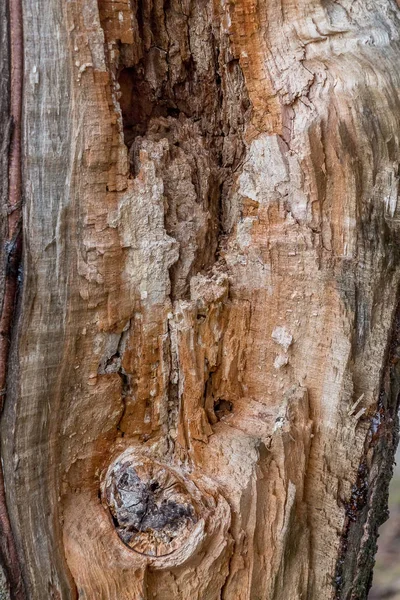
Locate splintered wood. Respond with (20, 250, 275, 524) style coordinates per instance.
(2, 0, 400, 598)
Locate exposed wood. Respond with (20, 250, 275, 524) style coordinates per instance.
(2, 0, 400, 599)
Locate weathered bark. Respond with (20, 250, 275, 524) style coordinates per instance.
(0, 0, 25, 596)
(2, 0, 400, 599)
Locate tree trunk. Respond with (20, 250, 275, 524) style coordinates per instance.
(2, 0, 400, 598)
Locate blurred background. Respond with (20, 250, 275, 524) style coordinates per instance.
(370, 448, 400, 599)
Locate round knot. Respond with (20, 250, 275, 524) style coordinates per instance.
(102, 454, 198, 557)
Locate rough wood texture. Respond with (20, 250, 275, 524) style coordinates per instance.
(2, 0, 400, 598)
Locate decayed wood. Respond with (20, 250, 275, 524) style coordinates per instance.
(2, 0, 400, 599)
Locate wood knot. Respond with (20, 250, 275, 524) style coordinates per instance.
(102, 454, 198, 557)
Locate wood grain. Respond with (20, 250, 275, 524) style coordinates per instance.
(2, 0, 400, 598)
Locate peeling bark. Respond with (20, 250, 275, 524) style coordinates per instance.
(2, 0, 400, 599)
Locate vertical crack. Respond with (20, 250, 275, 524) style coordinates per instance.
(116, 370, 129, 438)
(166, 315, 180, 452)
(98, 324, 132, 438)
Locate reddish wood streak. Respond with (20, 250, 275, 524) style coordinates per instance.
(0, 0, 25, 596)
